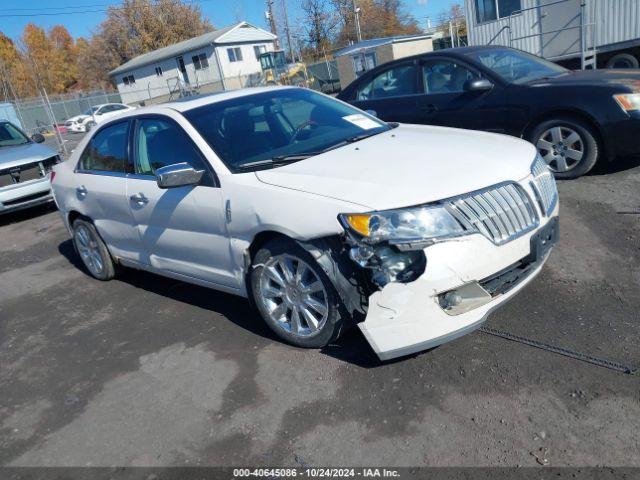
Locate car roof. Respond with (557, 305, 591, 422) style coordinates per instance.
(381, 45, 510, 64)
(109, 86, 297, 120)
(164, 86, 295, 112)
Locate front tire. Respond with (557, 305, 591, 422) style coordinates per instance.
(528, 117, 599, 179)
(72, 219, 116, 280)
(250, 238, 345, 348)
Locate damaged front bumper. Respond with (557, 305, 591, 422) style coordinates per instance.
(359, 209, 559, 361)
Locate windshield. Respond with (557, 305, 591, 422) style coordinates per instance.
(183, 88, 390, 172)
(0, 122, 30, 147)
(83, 106, 99, 116)
(466, 48, 568, 84)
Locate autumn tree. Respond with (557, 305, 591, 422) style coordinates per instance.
(0, 24, 80, 96)
(49, 25, 79, 92)
(79, 0, 214, 88)
(0, 32, 34, 98)
(331, 0, 420, 46)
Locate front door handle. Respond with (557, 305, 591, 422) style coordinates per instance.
(421, 103, 438, 114)
(76, 185, 87, 198)
(130, 193, 149, 205)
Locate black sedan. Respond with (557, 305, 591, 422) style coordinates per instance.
(337, 46, 640, 179)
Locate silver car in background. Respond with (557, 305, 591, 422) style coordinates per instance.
(0, 121, 60, 214)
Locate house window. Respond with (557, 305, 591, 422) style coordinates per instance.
(122, 75, 135, 86)
(227, 47, 243, 63)
(154, 66, 163, 76)
(253, 45, 267, 60)
(475, 0, 521, 23)
(192, 53, 209, 70)
(352, 52, 376, 77)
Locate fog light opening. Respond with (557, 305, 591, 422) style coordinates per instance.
(438, 282, 492, 315)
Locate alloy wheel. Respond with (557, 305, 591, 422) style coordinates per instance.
(258, 254, 329, 337)
(536, 126, 584, 173)
(74, 224, 105, 277)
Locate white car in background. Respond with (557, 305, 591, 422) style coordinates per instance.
(65, 103, 134, 133)
(51, 87, 559, 361)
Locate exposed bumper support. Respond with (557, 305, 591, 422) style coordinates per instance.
(359, 210, 558, 361)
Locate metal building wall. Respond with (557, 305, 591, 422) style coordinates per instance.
(465, 0, 640, 55)
(464, 0, 541, 54)
(586, 0, 640, 48)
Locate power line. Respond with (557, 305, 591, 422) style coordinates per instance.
(0, 9, 106, 17)
(0, 1, 114, 11)
(0, 0, 217, 18)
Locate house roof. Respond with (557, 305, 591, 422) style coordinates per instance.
(333, 34, 433, 58)
(109, 22, 276, 76)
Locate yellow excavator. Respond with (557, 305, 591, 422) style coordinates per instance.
(259, 50, 313, 88)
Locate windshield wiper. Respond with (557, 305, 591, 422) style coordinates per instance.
(237, 128, 392, 170)
(237, 153, 319, 170)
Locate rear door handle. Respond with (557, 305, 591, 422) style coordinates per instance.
(76, 186, 87, 197)
(130, 193, 148, 205)
(421, 104, 438, 114)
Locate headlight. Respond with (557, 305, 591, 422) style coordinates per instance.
(339, 205, 465, 244)
(614, 93, 640, 112)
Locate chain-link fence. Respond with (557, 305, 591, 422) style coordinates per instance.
(14, 90, 122, 136)
(0, 90, 122, 157)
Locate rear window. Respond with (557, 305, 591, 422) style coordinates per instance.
(78, 122, 129, 173)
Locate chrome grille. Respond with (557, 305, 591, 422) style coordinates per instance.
(531, 155, 558, 216)
(446, 183, 539, 245)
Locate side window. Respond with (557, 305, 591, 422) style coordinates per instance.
(422, 60, 479, 95)
(133, 118, 212, 183)
(356, 64, 417, 100)
(78, 122, 129, 173)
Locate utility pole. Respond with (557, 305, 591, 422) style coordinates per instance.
(281, 0, 296, 62)
(265, 0, 279, 49)
(353, 0, 362, 42)
(449, 21, 456, 48)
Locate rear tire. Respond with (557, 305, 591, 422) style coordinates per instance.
(71, 219, 116, 280)
(250, 237, 346, 348)
(606, 53, 639, 69)
(528, 117, 599, 179)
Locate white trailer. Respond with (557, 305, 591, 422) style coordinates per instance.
(464, 0, 640, 69)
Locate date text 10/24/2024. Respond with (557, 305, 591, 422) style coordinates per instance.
(232, 468, 401, 478)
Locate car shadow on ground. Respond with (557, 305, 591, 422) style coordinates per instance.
(0, 202, 56, 227)
(587, 154, 640, 176)
(57, 238, 390, 368)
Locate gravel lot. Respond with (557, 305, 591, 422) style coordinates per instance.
(0, 143, 639, 467)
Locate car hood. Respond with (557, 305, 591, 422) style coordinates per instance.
(255, 124, 536, 210)
(0, 142, 57, 169)
(527, 69, 640, 91)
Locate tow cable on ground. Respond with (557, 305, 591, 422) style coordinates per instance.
(479, 326, 637, 375)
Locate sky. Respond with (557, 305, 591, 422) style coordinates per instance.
(0, 0, 458, 42)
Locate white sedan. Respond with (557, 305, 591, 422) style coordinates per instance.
(51, 87, 559, 360)
(65, 103, 135, 133)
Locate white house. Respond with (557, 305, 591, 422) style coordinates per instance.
(110, 22, 277, 105)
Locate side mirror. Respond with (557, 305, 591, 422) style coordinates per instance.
(31, 133, 45, 143)
(155, 163, 204, 189)
(464, 78, 493, 92)
(365, 109, 378, 118)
